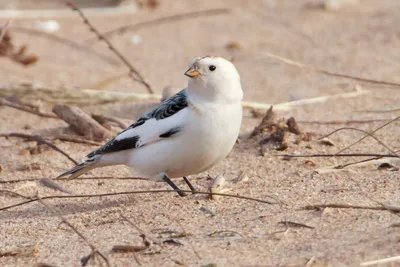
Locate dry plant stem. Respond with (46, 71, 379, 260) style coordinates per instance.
(66, 2, 154, 94)
(320, 127, 397, 155)
(92, 114, 129, 129)
(0, 19, 12, 43)
(85, 8, 231, 44)
(0, 86, 367, 111)
(0, 176, 147, 184)
(304, 203, 400, 212)
(51, 134, 103, 146)
(335, 115, 400, 154)
(331, 149, 399, 169)
(298, 119, 390, 124)
(357, 108, 400, 113)
(37, 196, 110, 267)
(0, 5, 137, 19)
(53, 104, 111, 140)
(0, 133, 78, 164)
(360, 256, 400, 266)
(0, 86, 161, 104)
(233, 51, 400, 88)
(11, 26, 120, 65)
(278, 221, 314, 229)
(0, 189, 30, 199)
(172, 217, 201, 260)
(242, 90, 369, 111)
(120, 214, 155, 246)
(0, 189, 278, 212)
(280, 153, 399, 158)
(0, 98, 59, 119)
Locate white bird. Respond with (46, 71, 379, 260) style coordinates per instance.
(58, 56, 243, 196)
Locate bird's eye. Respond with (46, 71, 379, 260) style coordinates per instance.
(209, 65, 216, 71)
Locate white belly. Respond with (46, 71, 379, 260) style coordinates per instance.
(128, 102, 242, 179)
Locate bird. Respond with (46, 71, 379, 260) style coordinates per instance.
(58, 56, 243, 196)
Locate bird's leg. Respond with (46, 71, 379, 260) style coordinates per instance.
(182, 176, 196, 194)
(162, 174, 186, 197)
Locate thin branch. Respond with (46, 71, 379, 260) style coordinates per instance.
(360, 256, 400, 266)
(37, 196, 110, 267)
(0, 189, 31, 199)
(242, 90, 369, 111)
(279, 153, 400, 158)
(91, 114, 129, 129)
(303, 203, 400, 212)
(0, 189, 278, 212)
(0, 86, 161, 105)
(66, 2, 154, 94)
(0, 133, 78, 165)
(0, 176, 148, 184)
(298, 119, 390, 124)
(0, 86, 368, 111)
(11, 26, 120, 65)
(278, 221, 314, 229)
(85, 8, 231, 44)
(0, 98, 59, 119)
(336, 116, 400, 154)
(50, 134, 103, 146)
(233, 52, 400, 88)
(319, 127, 397, 155)
(0, 5, 137, 19)
(357, 108, 400, 113)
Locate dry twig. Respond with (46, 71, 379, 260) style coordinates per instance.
(298, 119, 390, 124)
(0, 176, 147, 184)
(50, 134, 103, 146)
(280, 153, 400, 159)
(0, 86, 367, 111)
(53, 104, 111, 140)
(357, 108, 400, 113)
(278, 221, 314, 229)
(66, 2, 154, 94)
(0, 98, 59, 119)
(335, 116, 400, 154)
(320, 127, 397, 155)
(92, 114, 129, 129)
(233, 51, 400, 88)
(360, 256, 400, 266)
(0, 189, 278, 212)
(0, 5, 137, 19)
(85, 8, 231, 44)
(37, 196, 110, 267)
(0, 133, 78, 164)
(304, 203, 400, 212)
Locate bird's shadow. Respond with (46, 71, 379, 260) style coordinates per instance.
(0, 196, 138, 221)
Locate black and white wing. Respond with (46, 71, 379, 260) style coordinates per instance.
(87, 89, 188, 158)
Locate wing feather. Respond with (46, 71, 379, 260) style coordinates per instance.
(87, 89, 188, 158)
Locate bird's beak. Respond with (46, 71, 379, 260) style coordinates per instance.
(184, 67, 201, 78)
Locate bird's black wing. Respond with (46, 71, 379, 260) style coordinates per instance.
(87, 89, 188, 158)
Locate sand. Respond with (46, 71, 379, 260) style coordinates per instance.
(0, 0, 399, 266)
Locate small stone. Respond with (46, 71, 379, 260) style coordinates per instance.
(130, 34, 142, 45)
(318, 137, 336, 146)
(225, 41, 243, 51)
(35, 20, 60, 33)
(18, 149, 31, 156)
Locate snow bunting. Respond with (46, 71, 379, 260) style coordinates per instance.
(58, 56, 243, 196)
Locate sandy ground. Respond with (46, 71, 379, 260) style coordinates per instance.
(0, 0, 400, 266)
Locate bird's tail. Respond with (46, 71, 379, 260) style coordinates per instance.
(58, 156, 101, 179)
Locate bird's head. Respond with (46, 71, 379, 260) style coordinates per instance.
(185, 56, 243, 103)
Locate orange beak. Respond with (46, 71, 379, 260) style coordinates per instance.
(184, 68, 201, 78)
